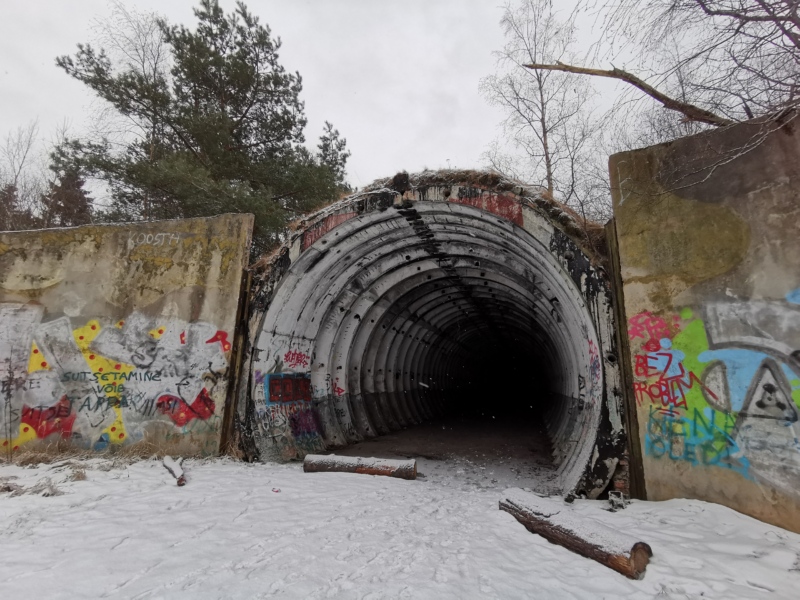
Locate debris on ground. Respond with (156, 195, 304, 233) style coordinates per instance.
(162, 456, 186, 486)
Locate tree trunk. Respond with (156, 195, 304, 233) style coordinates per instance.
(499, 490, 652, 579)
(303, 454, 417, 480)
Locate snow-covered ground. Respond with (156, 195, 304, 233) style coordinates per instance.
(1, 455, 799, 599)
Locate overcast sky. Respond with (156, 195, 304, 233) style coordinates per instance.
(0, 0, 520, 189)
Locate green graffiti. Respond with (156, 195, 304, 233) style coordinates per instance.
(669, 315, 712, 414)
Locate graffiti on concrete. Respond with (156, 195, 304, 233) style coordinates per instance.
(1, 304, 229, 452)
(254, 372, 325, 459)
(628, 311, 682, 352)
(633, 337, 717, 409)
(630, 298, 800, 495)
(645, 405, 750, 477)
(588, 339, 601, 399)
(282, 349, 310, 370)
(128, 232, 184, 248)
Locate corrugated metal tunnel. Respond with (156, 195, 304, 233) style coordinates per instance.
(241, 172, 626, 496)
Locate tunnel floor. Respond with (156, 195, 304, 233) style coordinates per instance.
(329, 417, 560, 494)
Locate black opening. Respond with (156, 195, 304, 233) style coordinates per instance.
(452, 333, 556, 422)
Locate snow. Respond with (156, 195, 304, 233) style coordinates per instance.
(1, 456, 800, 599)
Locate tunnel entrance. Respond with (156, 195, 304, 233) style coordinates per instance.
(244, 172, 626, 497)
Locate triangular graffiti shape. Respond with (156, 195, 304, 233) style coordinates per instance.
(702, 360, 731, 413)
(740, 358, 797, 422)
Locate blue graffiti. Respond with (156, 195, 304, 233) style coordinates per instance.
(698, 348, 772, 411)
(647, 338, 687, 378)
(786, 288, 800, 305)
(645, 406, 751, 478)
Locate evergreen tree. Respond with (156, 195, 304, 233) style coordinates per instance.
(57, 0, 349, 254)
(40, 167, 93, 228)
(0, 184, 37, 231)
(318, 122, 351, 191)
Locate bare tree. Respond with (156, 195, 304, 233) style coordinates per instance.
(481, 1, 610, 219)
(0, 121, 96, 232)
(528, 1, 800, 126)
(0, 121, 46, 231)
(86, 0, 171, 149)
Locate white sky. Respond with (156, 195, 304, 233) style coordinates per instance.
(0, 0, 519, 189)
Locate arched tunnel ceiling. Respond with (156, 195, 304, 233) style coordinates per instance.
(243, 172, 625, 497)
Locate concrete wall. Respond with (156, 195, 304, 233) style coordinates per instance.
(0, 214, 253, 458)
(611, 117, 800, 532)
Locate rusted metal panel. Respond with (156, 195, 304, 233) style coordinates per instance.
(301, 211, 358, 251)
(451, 192, 523, 226)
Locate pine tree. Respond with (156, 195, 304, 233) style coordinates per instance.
(40, 168, 93, 228)
(0, 185, 36, 231)
(57, 0, 349, 254)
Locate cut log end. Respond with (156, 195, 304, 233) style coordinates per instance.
(629, 542, 653, 579)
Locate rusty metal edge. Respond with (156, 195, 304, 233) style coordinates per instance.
(605, 218, 647, 500)
(219, 268, 253, 456)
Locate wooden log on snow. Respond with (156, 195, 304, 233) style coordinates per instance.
(499, 489, 652, 580)
(303, 454, 417, 480)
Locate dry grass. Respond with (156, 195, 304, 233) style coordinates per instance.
(0, 477, 22, 494)
(70, 466, 87, 481)
(221, 428, 246, 460)
(0, 476, 63, 498)
(0, 438, 198, 469)
(22, 477, 63, 497)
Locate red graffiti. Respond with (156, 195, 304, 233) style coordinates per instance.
(633, 352, 717, 409)
(302, 212, 358, 250)
(628, 311, 681, 352)
(283, 349, 310, 369)
(206, 330, 232, 352)
(180, 331, 186, 345)
(156, 388, 216, 427)
(588, 339, 601, 380)
(20, 396, 76, 439)
(333, 377, 345, 396)
(450, 193, 523, 226)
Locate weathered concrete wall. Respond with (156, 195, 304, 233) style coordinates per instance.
(611, 116, 800, 532)
(0, 214, 253, 458)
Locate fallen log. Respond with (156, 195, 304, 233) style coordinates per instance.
(303, 454, 417, 480)
(499, 489, 652, 579)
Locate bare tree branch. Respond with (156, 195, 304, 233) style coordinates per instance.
(523, 61, 735, 126)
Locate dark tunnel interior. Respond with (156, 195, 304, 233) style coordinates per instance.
(455, 332, 557, 421)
